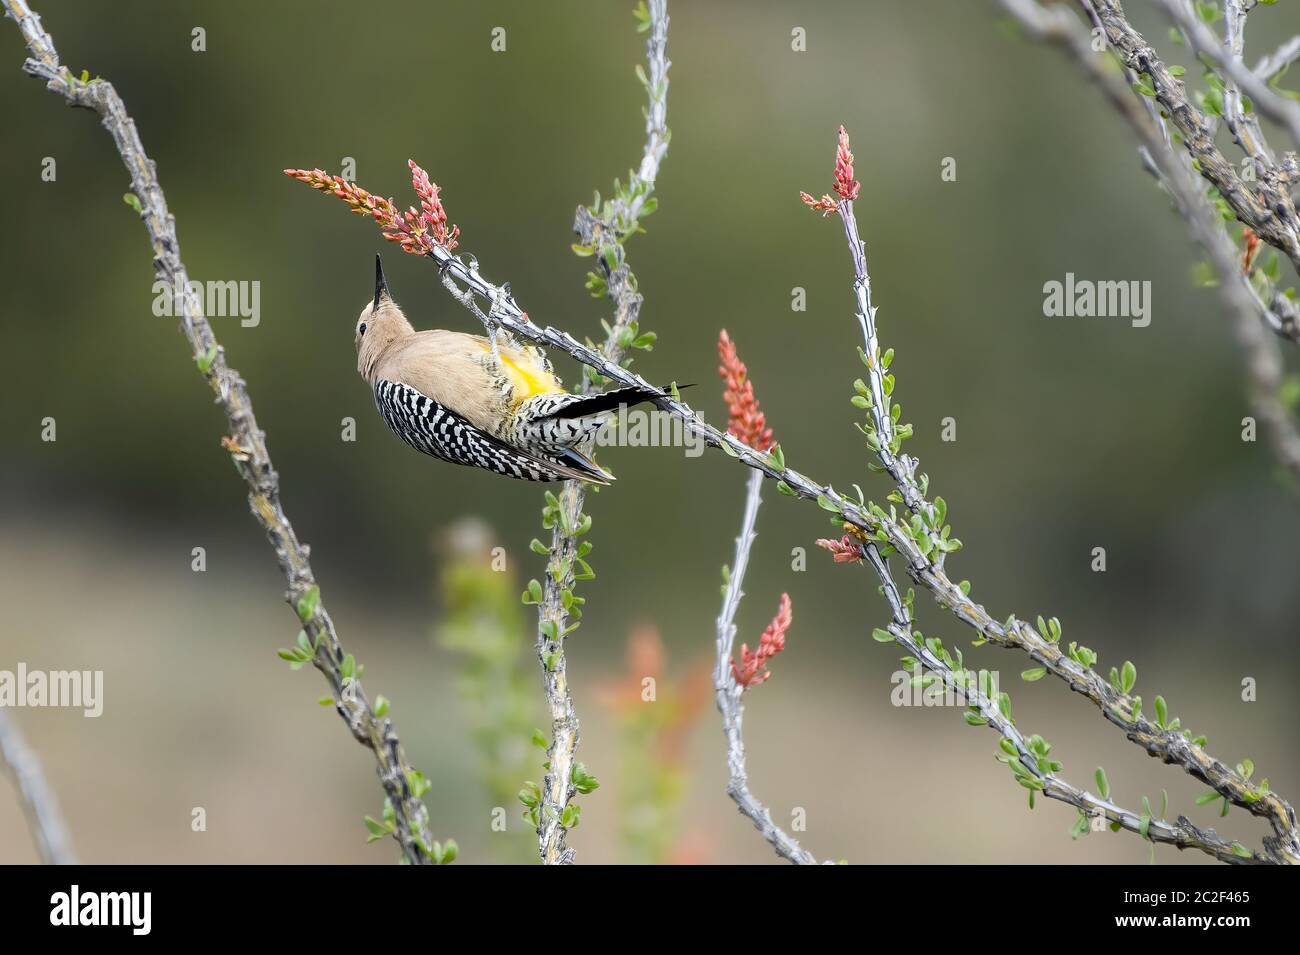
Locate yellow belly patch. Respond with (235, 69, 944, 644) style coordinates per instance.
(479, 342, 562, 401)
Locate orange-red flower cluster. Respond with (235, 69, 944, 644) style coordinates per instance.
(732, 593, 792, 690)
(1242, 226, 1261, 274)
(799, 190, 840, 216)
(799, 124, 861, 216)
(833, 124, 860, 201)
(717, 329, 774, 452)
(284, 159, 459, 255)
(815, 534, 864, 564)
(407, 159, 459, 251)
(594, 627, 711, 766)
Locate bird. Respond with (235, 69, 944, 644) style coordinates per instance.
(357, 254, 665, 484)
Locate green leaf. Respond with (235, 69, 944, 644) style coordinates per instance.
(997, 692, 1013, 721)
(373, 695, 390, 718)
(871, 628, 894, 643)
(1020, 667, 1046, 682)
(1070, 812, 1090, 841)
(1120, 660, 1137, 694)
(296, 585, 321, 622)
(122, 191, 143, 215)
(816, 494, 840, 513)
(571, 762, 600, 794)
(434, 839, 459, 864)
(1095, 766, 1110, 800)
(195, 344, 218, 374)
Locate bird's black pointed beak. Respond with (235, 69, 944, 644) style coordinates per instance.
(373, 253, 390, 311)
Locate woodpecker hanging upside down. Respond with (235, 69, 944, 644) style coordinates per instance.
(357, 255, 663, 484)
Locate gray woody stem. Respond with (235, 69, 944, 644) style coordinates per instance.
(991, 0, 1300, 863)
(429, 209, 1298, 862)
(714, 469, 818, 864)
(1072, 0, 1300, 474)
(1087, 0, 1300, 321)
(857, 543, 1256, 863)
(532, 0, 671, 865)
(2, 0, 436, 863)
(0, 709, 76, 864)
(399, 0, 1294, 864)
(831, 129, 1267, 863)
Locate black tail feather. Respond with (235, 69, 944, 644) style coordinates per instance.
(536, 384, 688, 421)
(548, 448, 614, 484)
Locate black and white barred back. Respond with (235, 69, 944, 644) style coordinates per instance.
(374, 379, 567, 482)
(507, 392, 610, 453)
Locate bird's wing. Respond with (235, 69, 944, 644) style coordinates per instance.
(374, 380, 610, 484)
(381, 331, 562, 429)
(381, 332, 503, 432)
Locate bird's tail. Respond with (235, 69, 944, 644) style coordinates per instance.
(512, 384, 689, 464)
(546, 448, 615, 484)
(530, 384, 669, 421)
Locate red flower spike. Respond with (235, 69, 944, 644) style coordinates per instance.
(1242, 226, 1261, 275)
(408, 159, 460, 251)
(731, 593, 793, 691)
(799, 125, 860, 214)
(284, 160, 459, 255)
(717, 329, 775, 452)
(833, 125, 860, 202)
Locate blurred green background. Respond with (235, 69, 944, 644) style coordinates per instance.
(2, 0, 1299, 864)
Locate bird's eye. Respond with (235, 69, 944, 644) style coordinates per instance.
(359, 323, 368, 336)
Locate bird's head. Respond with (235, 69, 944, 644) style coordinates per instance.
(357, 253, 414, 380)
